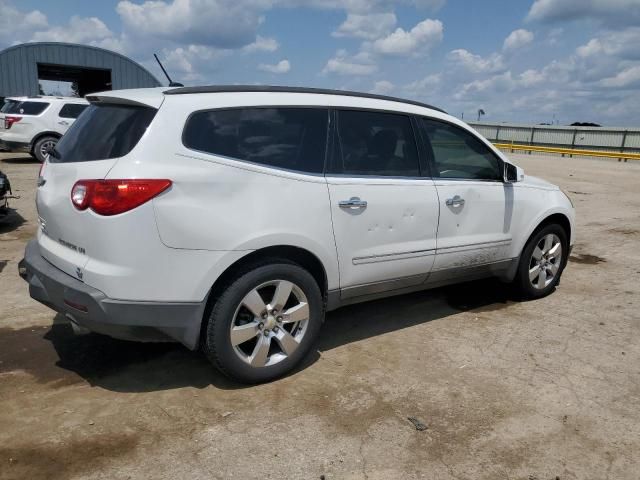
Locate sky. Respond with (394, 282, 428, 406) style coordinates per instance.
(1, 0, 640, 126)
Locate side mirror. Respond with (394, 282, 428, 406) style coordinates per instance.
(504, 162, 523, 183)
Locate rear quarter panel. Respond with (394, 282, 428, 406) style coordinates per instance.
(105, 94, 340, 292)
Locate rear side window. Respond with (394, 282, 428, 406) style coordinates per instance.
(1, 101, 49, 115)
(331, 109, 420, 177)
(51, 104, 156, 163)
(59, 103, 88, 119)
(183, 108, 328, 174)
(0, 100, 18, 113)
(419, 118, 502, 180)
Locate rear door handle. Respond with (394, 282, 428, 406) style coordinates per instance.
(339, 197, 368, 209)
(58, 121, 70, 126)
(445, 195, 465, 207)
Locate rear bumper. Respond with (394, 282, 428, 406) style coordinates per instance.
(19, 239, 205, 349)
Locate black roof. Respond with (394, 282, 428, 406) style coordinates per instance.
(164, 85, 446, 114)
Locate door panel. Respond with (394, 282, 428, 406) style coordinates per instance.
(415, 116, 514, 273)
(432, 180, 513, 271)
(327, 108, 440, 292)
(328, 177, 439, 289)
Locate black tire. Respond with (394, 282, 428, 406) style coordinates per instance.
(203, 261, 324, 383)
(33, 136, 58, 163)
(514, 223, 568, 299)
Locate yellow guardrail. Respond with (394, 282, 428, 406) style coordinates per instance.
(493, 142, 640, 161)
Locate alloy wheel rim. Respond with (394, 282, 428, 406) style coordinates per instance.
(40, 140, 56, 158)
(230, 280, 309, 368)
(529, 233, 562, 289)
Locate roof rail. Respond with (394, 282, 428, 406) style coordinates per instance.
(164, 85, 446, 114)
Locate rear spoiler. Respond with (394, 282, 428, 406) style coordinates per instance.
(86, 87, 169, 109)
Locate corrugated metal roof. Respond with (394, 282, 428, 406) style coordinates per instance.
(0, 42, 161, 97)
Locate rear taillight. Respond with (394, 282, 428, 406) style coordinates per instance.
(71, 179, 172, 216)
(4, 116, 21, 129)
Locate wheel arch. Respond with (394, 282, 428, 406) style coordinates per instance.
(30, 131, 61, 152)
(533, 213, 572, 244)
(505, 211, 573, 282)
(198, 245, 329, 346)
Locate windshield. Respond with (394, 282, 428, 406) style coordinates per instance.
(51, 103, 157, 163)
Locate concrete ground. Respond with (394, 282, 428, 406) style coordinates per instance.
(0, 151, 638, 480)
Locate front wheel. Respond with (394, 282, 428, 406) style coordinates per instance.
(33, 136, 58, 163)
(203, 262, 324, 383)
(514, 224, 568, 299)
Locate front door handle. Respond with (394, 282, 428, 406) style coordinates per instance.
(445, 195, 465, 207)
(339, 197, 368, 209)
(58, 121, 70, 126)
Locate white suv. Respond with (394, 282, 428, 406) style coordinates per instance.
(19, 86, 575, 383)
(0, 96, 88, 162)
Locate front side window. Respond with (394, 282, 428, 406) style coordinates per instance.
(59, 103, 88, 119)
(1, 101, 49, 115)
(332, 109, 420, 177)
(183, 108, 328, 174)
(51, 104, 156, 163)
(419, 118, 502, 180)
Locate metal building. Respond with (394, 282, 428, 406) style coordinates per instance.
(0, 42, 161, 101)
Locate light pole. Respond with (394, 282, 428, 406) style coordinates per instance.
(477, 108, 485, 122)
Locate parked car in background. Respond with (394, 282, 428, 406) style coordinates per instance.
(19, 86, 575, 383)
(0, 96, 88, 162)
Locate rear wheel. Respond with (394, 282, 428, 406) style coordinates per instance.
(33, 136, 58, 163)
(514, 224, 568, 299)
(203, 261, 323, 383)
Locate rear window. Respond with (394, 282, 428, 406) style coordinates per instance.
(51, 104, 156, 163)
(183, 107, 328, 174)
(1, 100, 49, 115)
(59, 103, 88, 119)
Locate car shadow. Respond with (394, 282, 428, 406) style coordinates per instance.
(5, 279, 516, 393)
(0, 154, 38, 164)
(0, 209, 26, 233)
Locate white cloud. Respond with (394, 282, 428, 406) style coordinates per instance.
(332, 13, 397, 40)
(576, 28, 640, 60)
(31, 16, 114, 44)
(519, 69, 545, 87)
(242, 35, 279, 53)
(404, 73, 441, 94)
(323, 50, 377, 75)
(258, 59, 291, 74)
(455, 71, 515, 100)
(447, 49, 504, 73)
(370, 18, 443, 56)
(113, 0, 446, 53)
(503, 29, 534, 51)
(600, 65, 640, 88)
(152, 45, 230, 82)
(410, 0, 445, 8)
(0, 1, 47, 41)
(369, 80, 394, 94)
(527, 0, 640, 26)
(290, 0, 445, 14)
(116, 0, 268, 49)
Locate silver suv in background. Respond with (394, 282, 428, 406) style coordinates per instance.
(0, 96, 88, 162)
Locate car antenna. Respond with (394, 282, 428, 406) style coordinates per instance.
(154, 53, 184, 87)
